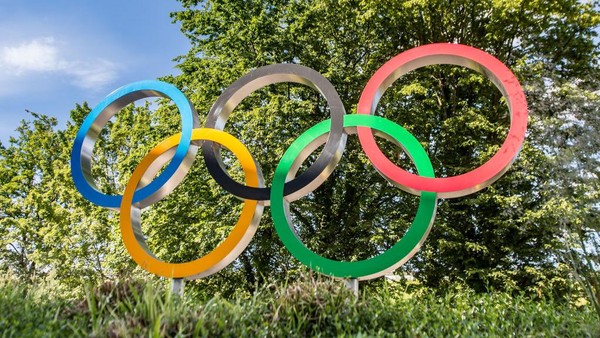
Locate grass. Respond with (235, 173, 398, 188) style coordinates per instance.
(0, 275, 597, 337)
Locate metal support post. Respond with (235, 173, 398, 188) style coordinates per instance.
(344, 278, 359, 297)
(172, 278, 184, 297)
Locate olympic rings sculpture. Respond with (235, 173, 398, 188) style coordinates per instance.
(71, 43, 528, 281)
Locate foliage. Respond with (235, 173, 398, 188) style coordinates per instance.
(168, 0, 600, 295)
(0, 0, 598, 309)
(532, 77, 600, 316)
(0, 108, 112, 285)
(0, 275, 597, 337)
(0, 275, 84, 336)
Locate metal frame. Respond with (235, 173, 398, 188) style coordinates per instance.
(70, 43, 528, 282)
(202, 64, 347, 204)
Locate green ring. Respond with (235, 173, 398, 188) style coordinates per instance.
(270, 114, 437, 280)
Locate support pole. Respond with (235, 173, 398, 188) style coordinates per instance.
(171, 278, 184, 297)
(344, 278, 359, 297)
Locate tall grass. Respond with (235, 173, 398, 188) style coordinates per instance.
(0, 275, 597, 337)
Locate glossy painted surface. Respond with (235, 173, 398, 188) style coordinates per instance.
(120, 128, 263, 279)
(70, 80, 199, 209)
(357, 43, 528, 198)
(202, 64, 347, 204)
(71, 43, 527, 280)
(271, 114, 437, 280)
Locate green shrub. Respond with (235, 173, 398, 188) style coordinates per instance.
(0, 275, 597, 337)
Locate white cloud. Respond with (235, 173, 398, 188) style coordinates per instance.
(0, 37, 118, 90)
(65, 60, 118, 90)
(1, 37, 64, 72)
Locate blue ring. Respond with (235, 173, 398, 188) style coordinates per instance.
(70, 80, 195, 208)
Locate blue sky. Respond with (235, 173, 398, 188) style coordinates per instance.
(0, 0, 190, 144)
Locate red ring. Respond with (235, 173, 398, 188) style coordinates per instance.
(357, 43, 528, 198)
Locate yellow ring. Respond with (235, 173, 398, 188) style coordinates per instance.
(120, 128, 261, 279)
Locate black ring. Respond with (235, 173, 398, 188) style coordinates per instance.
(202, 64, 347, 203)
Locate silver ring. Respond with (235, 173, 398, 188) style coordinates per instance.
(202, 64, 347, 203)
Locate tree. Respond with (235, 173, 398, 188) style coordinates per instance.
(168, 0, 599, 294)
(1, 0, 597, 300)
(0, 107, 117, 285)
(0, 113, 59, 280)
(0, 103, 174, 286)
(532, 78, 600, 314)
